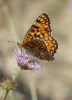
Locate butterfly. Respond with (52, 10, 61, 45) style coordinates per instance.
(18, 12, 58, 61)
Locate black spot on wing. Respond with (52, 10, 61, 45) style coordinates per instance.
(36, 19, 41, 23)
(33, 25, 39, 29)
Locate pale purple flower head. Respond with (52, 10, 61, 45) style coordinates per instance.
(69, 2, 72, 8)
(13, 48, 42, 70)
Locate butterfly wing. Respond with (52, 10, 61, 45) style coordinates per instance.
(23, 12, 52, 43)
(24, 39, 55, 61)
(43, 36, 58, 56)
(23, 36, 58, 61)
(21, 12, 58, 61)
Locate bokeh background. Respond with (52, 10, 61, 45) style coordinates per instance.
(0, 0, 72, 100)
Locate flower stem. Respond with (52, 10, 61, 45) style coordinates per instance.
(0, 90, 6, 98)
(4, 90, 9, 100)
(2, 1, 20, 42)
(29, 81, 37, 100)
(13, 69, 22, 81)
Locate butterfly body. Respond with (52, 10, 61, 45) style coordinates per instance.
(18, 12, 58, 61)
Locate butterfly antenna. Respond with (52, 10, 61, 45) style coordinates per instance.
(8, 41, 17, 44)
(8, 41, 22, 48)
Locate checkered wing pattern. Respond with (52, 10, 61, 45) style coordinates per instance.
(20, 12, 58, 61)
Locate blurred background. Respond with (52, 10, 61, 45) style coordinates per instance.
(0, 0, 72, 100)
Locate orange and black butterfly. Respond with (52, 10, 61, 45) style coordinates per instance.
(18, 12, 58, 61)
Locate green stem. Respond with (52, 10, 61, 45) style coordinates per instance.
(2, 1, 20, 42)
(29, 81, 37, 100)
(4, 90, 9, 100)
(13, 69, 22, 81)
(0, 90, 6, 98)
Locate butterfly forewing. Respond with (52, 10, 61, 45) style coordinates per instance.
(23, 13, 52, 43)
(43, 36, 58, 56)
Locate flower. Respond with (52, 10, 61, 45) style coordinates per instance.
(69, 2, 72, 8)
(0, 78, 16, 90)
(13, 48, 42, 70)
